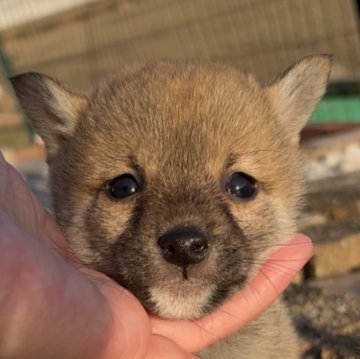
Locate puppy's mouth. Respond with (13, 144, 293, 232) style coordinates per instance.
(147, 278, 218, 319)
(145, 270, 248, 319)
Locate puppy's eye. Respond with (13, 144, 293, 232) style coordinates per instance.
(106, 174, 140, 199)
(225, 172, 258, 200)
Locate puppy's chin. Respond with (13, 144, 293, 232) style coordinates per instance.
(149, 281, 217, 319)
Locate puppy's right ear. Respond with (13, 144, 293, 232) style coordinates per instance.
(10, 72, 88, 161)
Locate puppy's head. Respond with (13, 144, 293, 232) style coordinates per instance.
(11, 57, 331, 319)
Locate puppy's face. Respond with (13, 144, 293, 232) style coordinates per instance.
(11, 57, 330, 319)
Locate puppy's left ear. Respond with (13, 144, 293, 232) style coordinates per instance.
(265, 55, 332, 141)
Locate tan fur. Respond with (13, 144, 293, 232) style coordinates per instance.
(199, 300, 298, 359)
(10, 56, 331, 358)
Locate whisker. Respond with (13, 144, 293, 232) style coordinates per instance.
(248, 280, 262, 306)
(241, 259, 301, 275)
(259, 268, 280, 296)
(213, 305, 242, 320)
(191, 317, 221, 341)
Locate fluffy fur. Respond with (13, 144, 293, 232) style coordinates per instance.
(11, 56, 331, 358)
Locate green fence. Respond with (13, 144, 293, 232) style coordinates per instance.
(312, 97, 360, 123)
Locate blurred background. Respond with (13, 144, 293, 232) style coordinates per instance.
(0, 0, 359, 357)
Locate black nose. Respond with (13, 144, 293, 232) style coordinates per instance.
(158, 226, 208, 267)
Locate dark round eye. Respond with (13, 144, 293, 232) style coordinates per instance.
(106, 174, 140, 199)
(225, 172, 258, 200)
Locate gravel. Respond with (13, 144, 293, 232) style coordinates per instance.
(285, 284, 360, 358)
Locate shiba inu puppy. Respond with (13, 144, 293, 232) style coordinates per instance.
(11, 55, 331, 358)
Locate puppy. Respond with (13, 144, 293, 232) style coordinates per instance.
(11, 56, 331, 358)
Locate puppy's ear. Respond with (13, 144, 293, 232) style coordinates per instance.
(10, 72, 88, 160)
(265, 55, 332, 141)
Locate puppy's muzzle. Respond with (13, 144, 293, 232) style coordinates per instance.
(158, 226, 208, 267)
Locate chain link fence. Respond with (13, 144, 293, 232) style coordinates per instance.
(0, 0, 360, 145)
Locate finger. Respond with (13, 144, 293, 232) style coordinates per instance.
(146, 335, 198, 359)
(0, 151, 43, 230)
(0, 151, 70, 259)
(151, 234, 313, 353)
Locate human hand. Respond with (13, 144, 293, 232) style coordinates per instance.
(0, 151, 312, 358)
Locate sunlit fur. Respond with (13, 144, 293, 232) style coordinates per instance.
(11, 56, 331, 358)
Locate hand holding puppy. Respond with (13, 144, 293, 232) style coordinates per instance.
(0, 151, 312, 359)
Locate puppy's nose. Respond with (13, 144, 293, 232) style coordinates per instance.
(158, 226, 208, 267)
